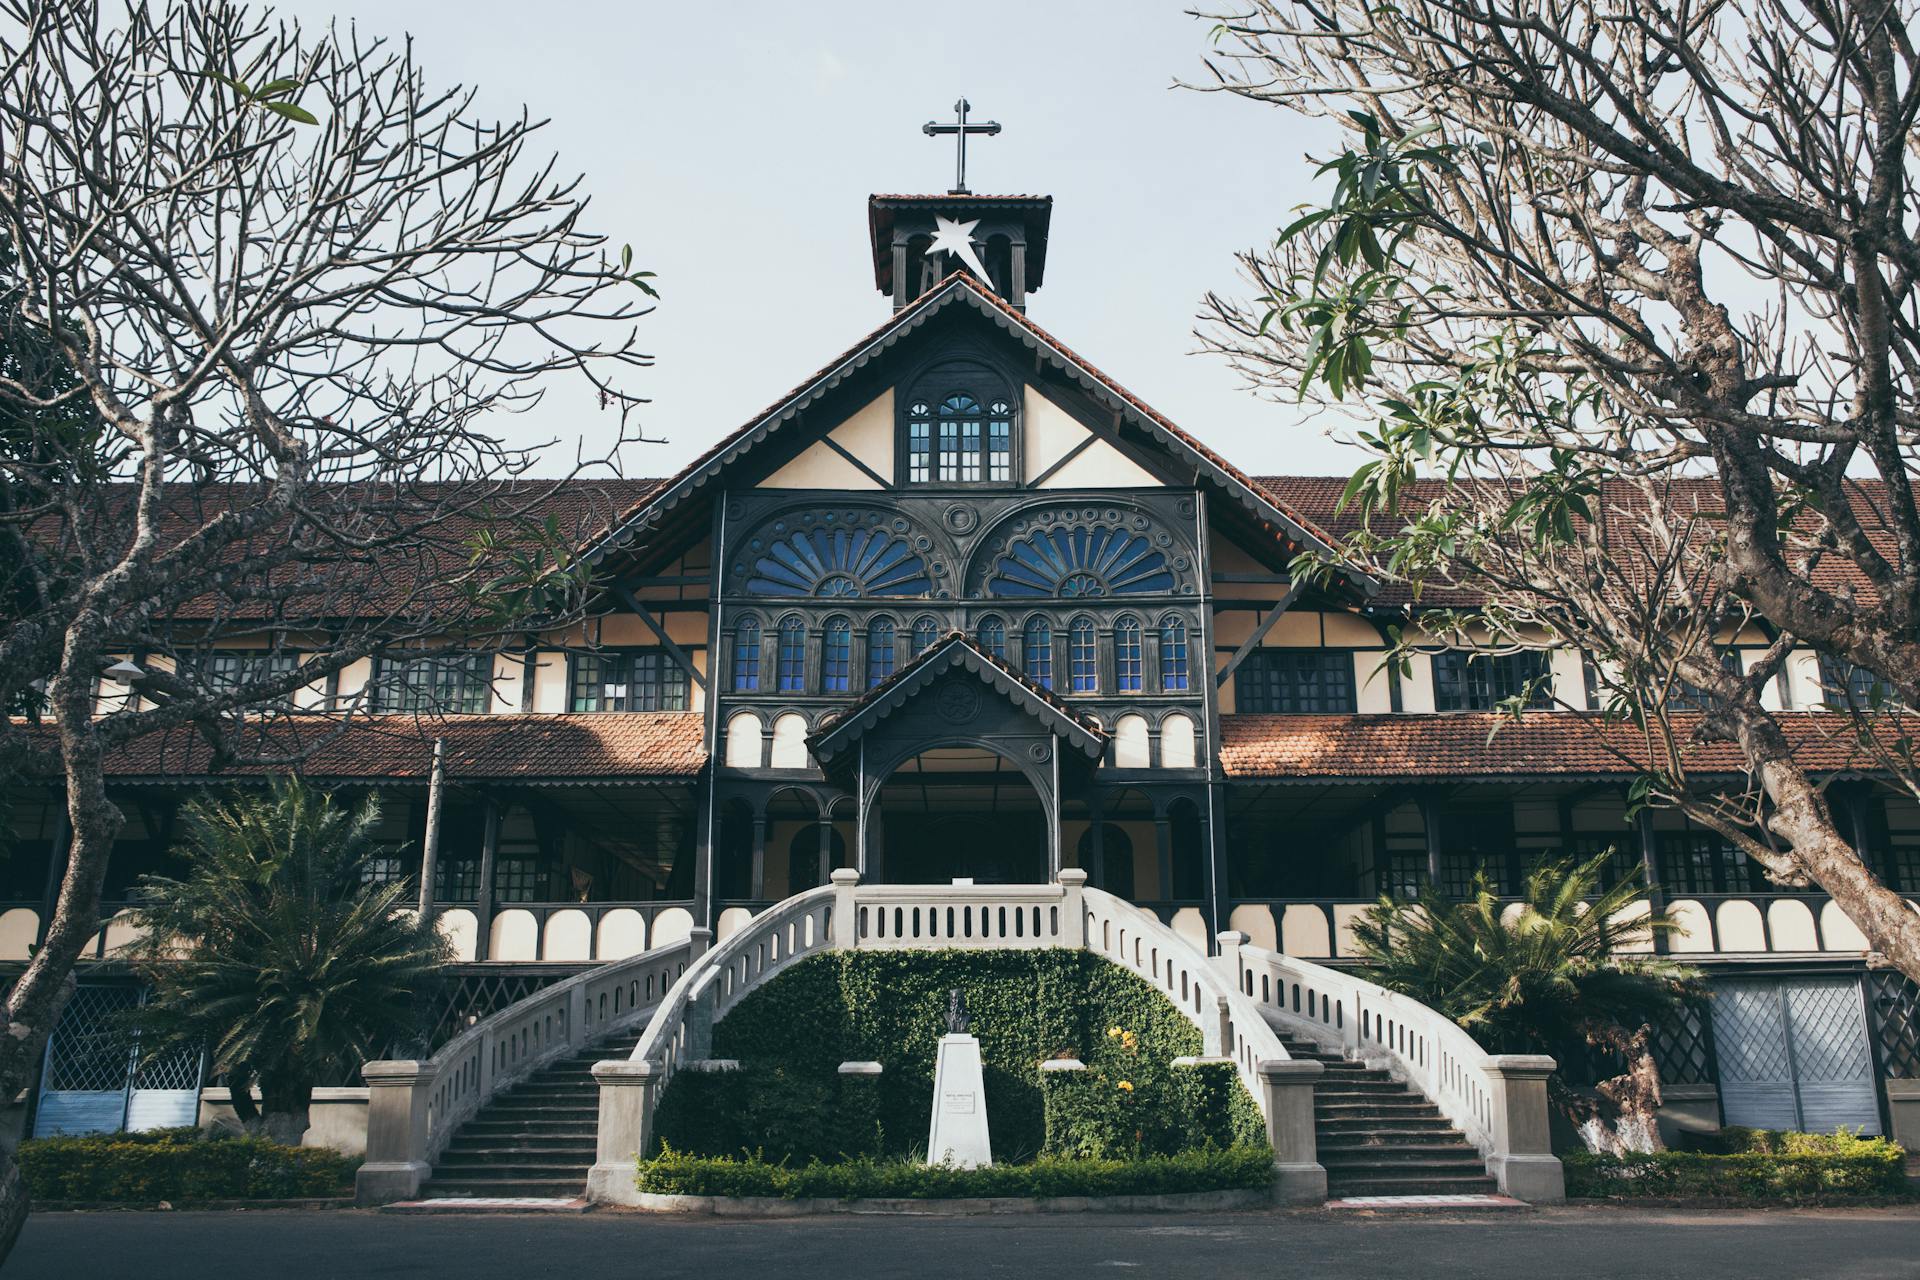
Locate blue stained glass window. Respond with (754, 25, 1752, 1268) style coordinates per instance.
(777, 617, 806, 693)
(989, 400, 1013, 482)
(984, 524, 1175, 597)
(977, 614, 1006, 660)
(733, 617, 760, 692)
(867, 618, 896, 687)
(907, 401, 932, 484)
(1115, 616, 1143, 692)
(938, 395, 983, 482)
(1069, 618, 1098, 693)
(822, 616, 852, 693)
(910, 616, 939, 658)
(1023, 617, 1053, 689)
(1161, 617, 1189, 691)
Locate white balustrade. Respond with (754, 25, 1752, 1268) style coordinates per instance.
(1226, 934, 1563, 1202)
(355, 935, 693, 1205)
(590, 871, 1329, 1206)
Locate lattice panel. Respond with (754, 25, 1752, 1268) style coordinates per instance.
(1647, 1002, 1716, 1087)
(41, 985, 138, 1091)
(1784, 981, 1873, 1083)
(424, 972, 570, 1052)
(132, 1037, 204, 1091)
(1711, 982, 1793, 1085)
(1866, 971, 1920, 1079)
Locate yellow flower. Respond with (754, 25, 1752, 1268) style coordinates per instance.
(1117, 1080, 1134, 1092)
(1107, 1026, 1123, 1039)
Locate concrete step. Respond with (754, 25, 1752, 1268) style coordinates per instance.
(1319, 1148, 1488, 1169)
(1316, 1119, 1461, 1138)
(427, 1161, 592, 1180)
(1315, 1101, 1444, 1118)
(1326, 1173, 1499, 1196)
(458, 1121, 598, 1139)
(436, 1149, 596, 1168)
(420, 1177, 588, 1198)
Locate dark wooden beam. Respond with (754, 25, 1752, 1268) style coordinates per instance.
(613, 584, 709, 692)
(1214, 583, 1305, 688)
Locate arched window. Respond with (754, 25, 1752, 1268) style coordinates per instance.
(1023, 617, 1053, 689)
(776, 616, 806, 693)
(1069, 617, 1098, 693)
(1076, 824, 1135, 899)
(910, 615, 940, 658)
(821, 616, 852, 692)
(732, 617, 761, 692)
(867, 617, 897, 687)
(977, 614, 1006, 660)
(901, 364, 1016, 485)
(1160, 616, 1189, 692)
(1115, 616, 1143, 692)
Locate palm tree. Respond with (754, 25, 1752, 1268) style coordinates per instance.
(1352, 850, 1705, 1153)
(123, 778, 451, 1144)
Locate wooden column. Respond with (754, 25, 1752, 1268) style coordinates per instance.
(1089, 789, 1107, 890)
(473, 796, 502, 962)
(1419, 792, 1445, 895)
(35, 804, 70, 948)
(416, 738, 446, 920)
(816, 813, 834, 887)
(1155, 815, 1174, 900)
(1635, 802, 1668, 954)
(750, 813, 767, 901)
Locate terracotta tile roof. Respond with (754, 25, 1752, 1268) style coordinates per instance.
(27, 712, 706, 783)
(1254, 475, 1903, 610)
(1219, 711, 1909, 780)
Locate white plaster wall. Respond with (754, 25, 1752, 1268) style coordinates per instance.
(1786, 649, 1825, 709)
(1038, 437, 1162, 489)
(1160, 713, 1196, 767)
(769, 712, 810, 769)
(1549, 649, 1589, 710)
(828, 389, 894, 476)
(1353, 651, 1393, 713)
(1743, 648, 1787, 710)
(1112, 714, 1150, 768)
(490, 653, 526, 714)
(1399, 653, 1438, 713)
(1023, 384, 1090, 478)
(528, 651, 569, 713)
(336, 657, 373, 709)
(759, 439, 883, 490)
(724, 711, 765, 768)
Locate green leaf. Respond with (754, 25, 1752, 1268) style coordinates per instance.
(263, 100, 318, 125)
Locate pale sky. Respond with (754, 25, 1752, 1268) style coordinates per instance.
(311, 0, 1359, 480)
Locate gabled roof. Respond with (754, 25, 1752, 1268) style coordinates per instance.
(587, 274, 1375, 593)
(808, 632, 1106, 765)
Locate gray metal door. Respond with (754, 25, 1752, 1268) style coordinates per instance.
(33, 985, 204, 1137)
(1712, 977, 1880, 1135)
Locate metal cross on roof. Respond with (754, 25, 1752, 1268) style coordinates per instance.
(923, 98, 1001, 196)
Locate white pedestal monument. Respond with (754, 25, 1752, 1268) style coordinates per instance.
(927, 991, 991, 1168)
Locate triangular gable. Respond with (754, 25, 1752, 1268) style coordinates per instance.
(586, 274, 1375, 594)
(808, 633, 1105, 766)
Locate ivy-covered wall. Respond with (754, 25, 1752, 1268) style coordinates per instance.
(652, 949, 1265, 1164)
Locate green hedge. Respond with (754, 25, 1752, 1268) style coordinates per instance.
(636, 1144, 1275, 1200)
(20, 1128, 358, 1203)
(1565, 1130, 1909, 1202)
(651, 949, 1265, 1165)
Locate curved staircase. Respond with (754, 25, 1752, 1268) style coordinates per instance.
(1272, 1029, 1497, 1198)
(417, 1030, 640, 1200)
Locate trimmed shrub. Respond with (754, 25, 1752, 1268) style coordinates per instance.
(21, 1128, 358, 1203)
(636, 1144, 1275, 1200)
(1565, 1129, 1908, 1202)
(651, 949, 1265, 1166)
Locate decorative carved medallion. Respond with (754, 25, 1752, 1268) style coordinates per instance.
(936, 678, 981, 725)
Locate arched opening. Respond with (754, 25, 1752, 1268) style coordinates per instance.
(1167, 797, 1207, 902)
(716, 799, 755, 900)
(872, 745, 1047, 884)
(767, 788, 852, 896)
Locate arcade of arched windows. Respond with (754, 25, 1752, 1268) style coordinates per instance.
(719, 607, 1203, 705)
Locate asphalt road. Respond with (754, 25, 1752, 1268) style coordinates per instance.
(10, 1204, 1920, 1279)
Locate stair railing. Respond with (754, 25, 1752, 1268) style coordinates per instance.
(1222, 932, 1564, 1202)
(587, 872, 1330, 1206)
(355, 935, 694, 1206)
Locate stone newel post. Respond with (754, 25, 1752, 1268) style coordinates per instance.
(1256, 1057, 1327, 1205)
(1055, 868, 1087, 946)
(356, 1060, 434, 1205)
(830, 867, 860, 949)
(586, 1058, 660, 1207)
(1482, 1054, 1565, 1202)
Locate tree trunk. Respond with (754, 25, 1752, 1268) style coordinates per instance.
(1556, 1024, 1666, 1156)
(0, 1150, 26, 1263)
(258, 1076, 313, 1148)
(1727, 706, 1920, 983)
